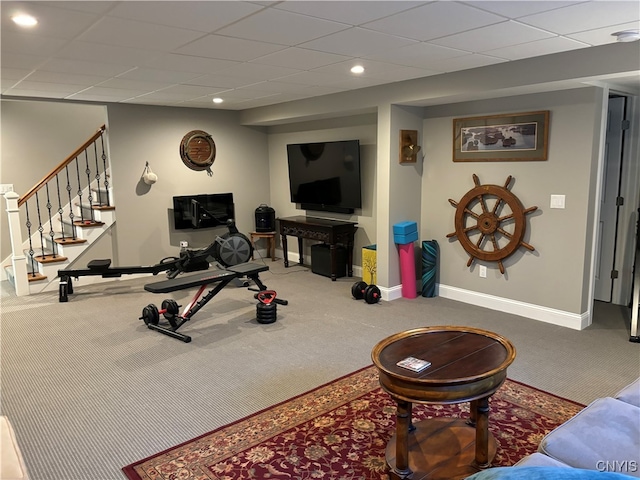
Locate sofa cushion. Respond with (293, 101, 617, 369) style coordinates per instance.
(465, 466, 636, 479)
(514, 452, 571, 468)
(616, 378, 640, 408)
(538, 397, 640, 477)
(1, 416, 29, 480)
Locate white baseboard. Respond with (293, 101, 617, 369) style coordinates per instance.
(438, 284, 590, 330)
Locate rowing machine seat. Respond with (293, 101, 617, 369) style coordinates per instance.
(88, 259, 111, 270)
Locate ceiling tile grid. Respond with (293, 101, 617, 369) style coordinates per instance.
(1, 0, 638, 108)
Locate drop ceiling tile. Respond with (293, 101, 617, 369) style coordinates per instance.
(426, 53, 507, 73)
(186, 74, 263, 89)
(311, 58, 405, 77)
(215, 8, 350, 46)
(363, 42, 471, 68)
(214, 63, 302, 82)
(45, 2, 118, 15)
(133, 91, 211, 102)
(1, 52, 47, 70)
(367, 65, 441, 83)
(176, 35, 286, 61)
(1, 2, 101, 39)
(53, 41, 163, 66)
(142, 53, 240, 74)
(1, 31, 67, 57)
(300, 27, 416, 57)
(156, 84, 224, 96)
(1, 67, 31, 81)
(363, 2, 505, 42)
(265, 70, 346, 86)
(97, 78, 175, 91)
(465, 1, 582, 19)
(236, 81, 318, 94)
(249, 47, 350, 70)
(2, 88, 68, 99)
(116, 68, 203, 84)
(39, 58, 133, 77)
(273, 1, 424, 25)
(215, 88, 282, 100)
(67, 91, 138, 102)
(484, 36, 589, 61)
(77, 17, 203, 51)
(519, 2, 640, 35)
(569, 21, 640, 46)
(73, 85, 150, 98)
(24, 70, 111, 86)
(431, 21, 555, 52)
(107, 1, 264, 33)
(9, 80, 86, 95)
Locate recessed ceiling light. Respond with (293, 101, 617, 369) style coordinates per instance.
(12, 14, 37, 27)
(611, 30, 640, 42)
(351, 65, 365, 74)
(212, 97, 223, 104)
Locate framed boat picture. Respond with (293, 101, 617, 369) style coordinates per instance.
(453, 111, 549, 162)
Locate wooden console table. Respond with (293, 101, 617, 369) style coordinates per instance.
(277, 216, 357, 281)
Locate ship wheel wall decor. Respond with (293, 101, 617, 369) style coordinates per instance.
(447, 174, 538, 274)
(180, 130, 216, 176)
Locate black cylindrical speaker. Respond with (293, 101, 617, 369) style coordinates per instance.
(255, 204, 276, 232)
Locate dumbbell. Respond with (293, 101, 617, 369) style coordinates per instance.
(351, 281, 381, 304)
(139, 299, 180, 326)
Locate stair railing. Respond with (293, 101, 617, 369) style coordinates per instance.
(5, 125, 108, 296)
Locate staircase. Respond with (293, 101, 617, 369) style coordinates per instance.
(3, 125, 114, 296)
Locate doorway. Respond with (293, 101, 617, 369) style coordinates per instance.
(594, 95, 626, 303)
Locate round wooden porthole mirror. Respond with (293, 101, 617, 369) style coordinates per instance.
(180, 130, 216, 175)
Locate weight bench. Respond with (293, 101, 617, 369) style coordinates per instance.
(141, 262, 284, 343)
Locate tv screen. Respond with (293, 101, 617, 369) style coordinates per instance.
(286, 140, 362, 214)
(173, 193, 234, 230)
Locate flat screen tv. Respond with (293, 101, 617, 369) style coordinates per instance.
(286, 140, 362, 214)
(172, 193, 234, 230)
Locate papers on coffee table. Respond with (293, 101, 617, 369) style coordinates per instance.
(396, 356, 431, 373)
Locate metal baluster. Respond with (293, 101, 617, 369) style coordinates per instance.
(44, 182, 57, 258)
(55, 173, 66, 243)
(100, 133, 110, 206)
(84, 150, 95, 222)
(65, 165, 76, 240)
(24, 201, 37, 278)
(35, 191, 46, 260)
(93, 141, 102, 206)
(75, 156, 84, 224)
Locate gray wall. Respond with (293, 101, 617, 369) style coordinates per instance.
(0, 100, 106, 262)
(266, 114, 377, 267)
(421, 88, 601, 314)
(105, 103, 270, 265)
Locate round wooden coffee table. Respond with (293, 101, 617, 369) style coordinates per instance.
(371, 326, 516, 480)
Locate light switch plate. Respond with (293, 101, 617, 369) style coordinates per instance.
(550, 194, 565, 209)
(0, 184, 14, 195)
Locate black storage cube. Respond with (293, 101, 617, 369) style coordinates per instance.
(311, 244, 347, 278)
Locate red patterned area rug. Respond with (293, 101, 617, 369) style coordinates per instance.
(123, 366, 583, 480)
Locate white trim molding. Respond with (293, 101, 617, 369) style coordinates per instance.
(438, 284, 590, 330)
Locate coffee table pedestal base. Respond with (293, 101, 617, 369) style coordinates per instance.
(386, 417, 497, 480)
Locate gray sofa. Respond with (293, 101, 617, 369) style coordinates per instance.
(466, 378, 640, 479)
(515, 378, 640, 476)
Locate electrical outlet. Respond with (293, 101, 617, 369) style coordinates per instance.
(180, 241, 188, 248)
(479, 265, 487, 278)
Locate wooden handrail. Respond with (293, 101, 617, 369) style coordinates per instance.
(18, 125, 107, 207)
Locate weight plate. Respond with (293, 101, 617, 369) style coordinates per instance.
(141, 304, 159, 326)
(364, 284, 381, 304)
(351, 281, 367, 300)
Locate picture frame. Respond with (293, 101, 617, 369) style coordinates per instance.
(453, 110, 549, 162)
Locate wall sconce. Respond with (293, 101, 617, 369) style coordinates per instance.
(400, 129, 421, 164)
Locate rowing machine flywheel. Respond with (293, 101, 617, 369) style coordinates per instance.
(214, 233, 253, 267)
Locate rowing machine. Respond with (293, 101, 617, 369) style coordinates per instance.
(58, 220, 253, 302)
(140, 262, 287, 342)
